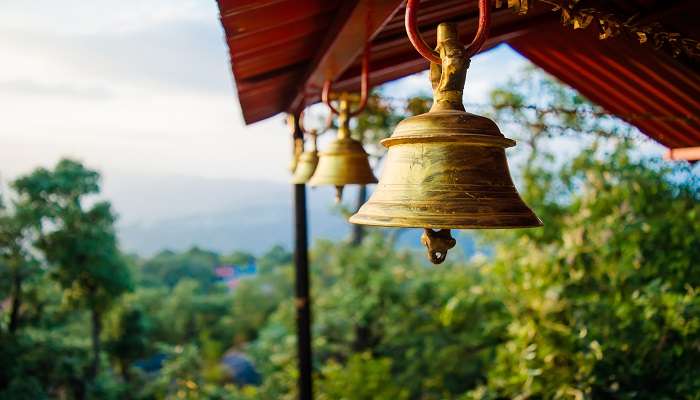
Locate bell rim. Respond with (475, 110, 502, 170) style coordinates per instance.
(380, 133, 515, 149)
(381, 133, 515, 148)
(316, 151, 371, 157)
(348, 213, 543, 229)
(308, 178, 378, 187)
(291, 170, 317, 184)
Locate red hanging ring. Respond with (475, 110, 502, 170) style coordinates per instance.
(322, 40, 371, 117)
(405, 0, 491, 64)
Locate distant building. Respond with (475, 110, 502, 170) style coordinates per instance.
(214, 259, 257, 290)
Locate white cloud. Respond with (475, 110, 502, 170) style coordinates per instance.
(0, 0, 291, 183)
(0, 0, 211, 35)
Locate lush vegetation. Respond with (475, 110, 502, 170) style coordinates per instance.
(1, 69, 699, 399)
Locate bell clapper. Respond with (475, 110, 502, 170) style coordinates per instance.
(421, 229, 456, 265)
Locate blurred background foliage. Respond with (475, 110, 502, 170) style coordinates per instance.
(1, 68, 698, 399)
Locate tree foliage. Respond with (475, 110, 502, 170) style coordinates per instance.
(1, 68, 698, 399)
(468, 143, 700, 399)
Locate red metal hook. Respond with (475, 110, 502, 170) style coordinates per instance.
(405, 0, 491, 64)
(322, 40, 371, 117)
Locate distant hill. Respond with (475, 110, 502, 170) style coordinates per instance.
(103, 174, 351, 255)
(103, 173, 476, 259)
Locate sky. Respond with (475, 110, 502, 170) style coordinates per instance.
(0, 0, 529, 186)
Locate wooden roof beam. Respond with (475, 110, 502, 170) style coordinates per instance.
(287, 0, 406, 115)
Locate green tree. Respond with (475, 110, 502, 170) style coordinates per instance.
(155, 279, 233, 345)
(13, 159, 132, 383)
(0, 328, 91, 399)
(139, 247, 220, 289)
(0, 202, 39, 334)
(317, 353, 410, 400)
(464, 68, 700, 399)
(222, 250, 255, 267)
(257, 245, 291, 273)
(105, 304, 149, 383)
(244, 234, 507, 399)
(467, 144, 700, 400)
(141, 344, 244, 400)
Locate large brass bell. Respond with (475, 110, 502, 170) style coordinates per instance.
(308, 97, 377, 202)
(350, 23, 541, 264)
(291, 131, 319, 184)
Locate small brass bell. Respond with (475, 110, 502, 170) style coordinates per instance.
(350, 23, 542, 264)
(289, 143, 301, 174)
(308, 97, 377, 202)
(291, 132, 319, 184)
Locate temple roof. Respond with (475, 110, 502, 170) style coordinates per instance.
(216, 0, 700, 150)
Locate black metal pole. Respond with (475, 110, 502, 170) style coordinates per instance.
(291, 114, 313, 400)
